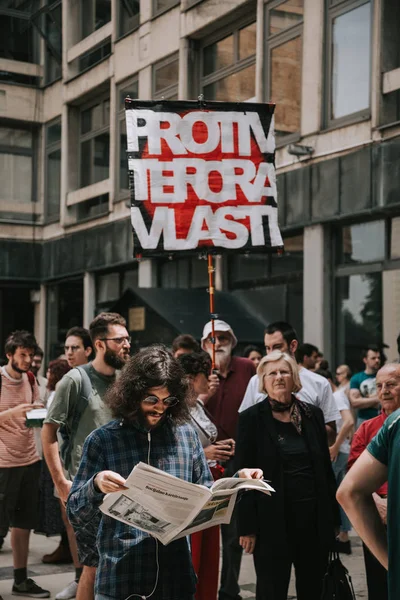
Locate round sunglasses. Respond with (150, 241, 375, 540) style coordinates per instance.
(142, 395, 179, 407)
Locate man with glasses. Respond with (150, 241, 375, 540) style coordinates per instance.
(42, 313, 130, 600)
(63, 327, 94, 369)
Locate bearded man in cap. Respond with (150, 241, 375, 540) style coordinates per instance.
(201, 319, 255, 600)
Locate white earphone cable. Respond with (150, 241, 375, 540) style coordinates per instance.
(124, 430, 160, 600)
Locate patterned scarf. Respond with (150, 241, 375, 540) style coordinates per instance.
(268, 395, 312, 435)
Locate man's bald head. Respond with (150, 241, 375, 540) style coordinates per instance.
(376, 363, 400, 416)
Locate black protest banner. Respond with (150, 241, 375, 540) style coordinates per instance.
(125, 99, 283, 257)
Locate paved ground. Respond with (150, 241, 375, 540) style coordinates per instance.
(0, 530, 367, 599)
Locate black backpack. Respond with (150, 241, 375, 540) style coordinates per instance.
(320, 551, 356, 600)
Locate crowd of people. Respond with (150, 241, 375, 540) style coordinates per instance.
(0, 314, 398, 600)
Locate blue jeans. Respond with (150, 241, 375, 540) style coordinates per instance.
(332, 451, 352, 532)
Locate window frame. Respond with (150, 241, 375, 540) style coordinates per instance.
(117, 0, 140, 39)
(199, 18, 257, 102)
(116, 75, 139, 202)
(0, 125, 37, 210)
(44, 117, 62, 223)
(333, 216, 400, 276)
(0, 5, 40, 66)
(31, 0, 62, 65)
(80, 0, 112, 41)
(227, 230, 304, 289)
(264, 0, 304, 146)
(152, 0, 180, 19)
(78, 96, 110, 189)
(152, 53, 179, 100)
(324, 0, 373, 130)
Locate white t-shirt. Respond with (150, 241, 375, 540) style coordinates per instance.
(333, 387, 351, 454)
(239, 367, 340, 424)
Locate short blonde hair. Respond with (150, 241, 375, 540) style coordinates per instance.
(257, 350, 302, 394)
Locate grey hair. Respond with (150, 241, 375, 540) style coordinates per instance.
(257, 350, 302, 394)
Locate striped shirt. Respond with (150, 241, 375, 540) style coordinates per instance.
(0, 367, 40, 468)
(67, 418, 213, 599)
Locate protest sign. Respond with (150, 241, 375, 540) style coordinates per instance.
(125, 99, 283, 257)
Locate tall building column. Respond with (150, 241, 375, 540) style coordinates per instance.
(138, 260, 157, 288)
(33, 285, 47, 352)
(303, 224, 332, 363)
(83, 272, 96, 328)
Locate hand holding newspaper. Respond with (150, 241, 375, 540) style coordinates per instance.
(100, 462, 274, 545)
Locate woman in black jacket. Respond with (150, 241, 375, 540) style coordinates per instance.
(236, 350, 339, 600)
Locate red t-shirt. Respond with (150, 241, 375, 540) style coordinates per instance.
(206, 356, 256, 440)
(348, 412, 388, 496)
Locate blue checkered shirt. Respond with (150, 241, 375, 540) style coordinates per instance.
(67, 418, 213, 600)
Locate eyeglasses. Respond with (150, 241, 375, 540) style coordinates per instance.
(205, 334, 230, 344)
(142, 395, 179, 407)
(64, 345, 82, 353)
(100, 336, 132, 345)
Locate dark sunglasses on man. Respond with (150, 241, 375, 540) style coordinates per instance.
(142, 395, 179, 407)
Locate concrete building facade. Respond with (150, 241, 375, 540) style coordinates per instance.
(1, 0, 400, 369)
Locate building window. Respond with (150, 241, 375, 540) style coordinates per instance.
(78, 39, 112, 74)
(75, 194, 109, 221)
(79, 98, 110, 188)
(336, 272, 382, 371)
(229, 233, 304, 285)
(0, 2, 40, 64)
(380, 0, 400, 126)
(97, 272, 120, 304)
(45, 119, 61, 221)
(153, 54, 179, 100)
(81, 0, 111, 40)
(265, 0, 303, 140)
(0, 128, 34, 206)
(117, 78, 139, 198)
(326, 0, 372, 126)
(158, 258, 208, 288)
(46, 279, 84, 360)
(341, 221, 386, 265)
(119, 0, 140, 37)
(228, 234, 304, 342)
(122, 267, 139, 292)
(31, 0, 62, 84)
(200, 21, 256, 102)
(153, 0, 180, 17)
(391, 217, 400, 259)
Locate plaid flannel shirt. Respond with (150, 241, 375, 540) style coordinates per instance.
(67, 417, 213, 600)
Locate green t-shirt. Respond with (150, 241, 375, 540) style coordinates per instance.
(368, 409, 400, 600)
(350, 371, 379, 421)
(45, 363, 114, 478)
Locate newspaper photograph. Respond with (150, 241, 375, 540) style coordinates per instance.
(100, 462, 274, 545)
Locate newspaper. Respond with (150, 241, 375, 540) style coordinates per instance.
(100, 462, 274, 545)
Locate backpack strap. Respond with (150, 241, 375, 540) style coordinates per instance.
(75, 363, 93, 403)
(62, 363, 93, 472)
(27, 371, 36, 402)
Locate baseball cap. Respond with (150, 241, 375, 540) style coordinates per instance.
(201, 320, 238, 349)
